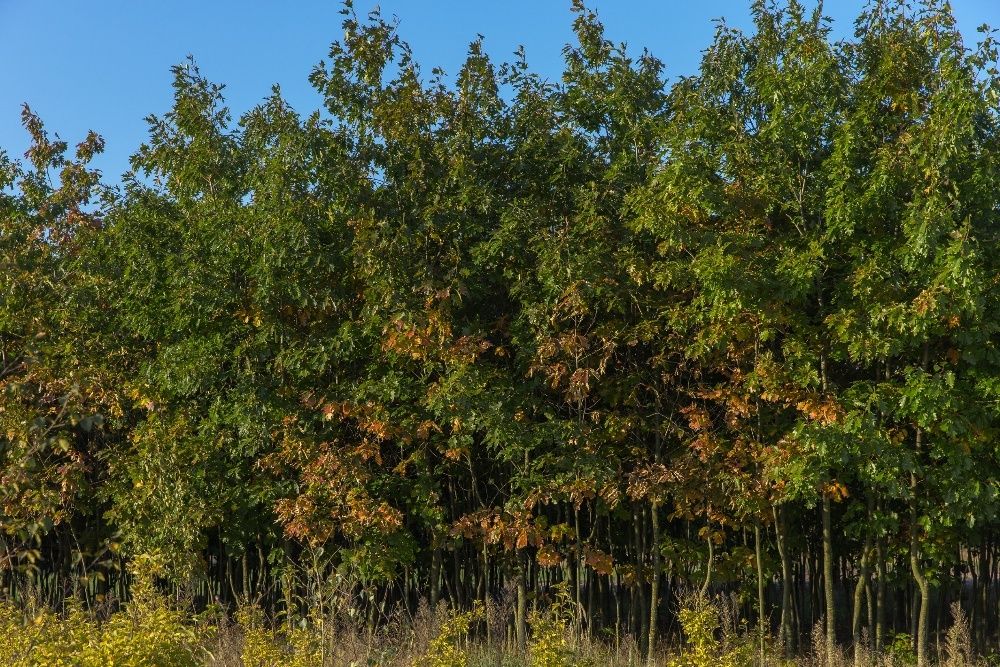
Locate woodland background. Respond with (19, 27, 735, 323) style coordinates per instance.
(2, 1, 1000, 665)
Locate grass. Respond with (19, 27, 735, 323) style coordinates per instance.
(0, 569, 992, 666)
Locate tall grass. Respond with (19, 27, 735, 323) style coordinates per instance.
(0, 579, 991, 666)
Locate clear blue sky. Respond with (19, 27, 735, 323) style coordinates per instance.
(2, 1, 998, 184)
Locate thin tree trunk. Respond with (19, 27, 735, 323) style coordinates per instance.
(911, 476, 931, 667)
(636, 504, 649, 653)
(755, 521, 767, 666)
(876, 522, 887, 652)
(823, 494, 837, 664)
(574, 505, 583, 632)
(775, 504, 795, 654)
(701, 528, 714, 598)
(430, 543, 442, 610)
(647, 500, 661, 666)
(911, 345, 931, 667)
(516, 551, 527, 652)
(853, 535, 872, 667)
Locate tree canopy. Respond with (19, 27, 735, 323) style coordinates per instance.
(3, 1, 1000, 663)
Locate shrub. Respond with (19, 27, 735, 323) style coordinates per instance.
(528, 584, 576, 667)
(666, 595, 750, 667)
(236, 604, 287, 667)
(0, 562, 207, 667)
(415, 603, 483, 667)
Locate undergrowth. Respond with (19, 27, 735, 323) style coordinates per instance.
(0, 579, 989, 666)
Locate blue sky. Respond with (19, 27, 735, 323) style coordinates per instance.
(2, 1, 998, 184)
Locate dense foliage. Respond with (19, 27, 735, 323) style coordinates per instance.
(3, 1, 1000, 664)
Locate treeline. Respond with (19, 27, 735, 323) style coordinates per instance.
(3, 1, 1000, 664)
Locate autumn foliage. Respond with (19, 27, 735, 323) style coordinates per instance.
(3, 1, 1000, 664)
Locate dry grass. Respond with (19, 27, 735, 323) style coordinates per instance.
(0, 582, 989, 667)
(198, 596, 987, 667)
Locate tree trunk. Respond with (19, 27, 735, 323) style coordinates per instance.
(647, 500, 661, 666)
(701, 528, 714, 598)
(911, 473, 931, 667)
(430, 543, 442, 610)
(823, 494, 837, 664)
(283, 540, 295, 632)
(516, 551, 527, 652)
(775, 504, 795, 654)
(875, 526, 887, 652)
(574, 505, 583, 633)
(755, 521, 767, 666)
(911, 344, 931, 667)
(853, 535, 872, 667)
(635, 503, 649, 653)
